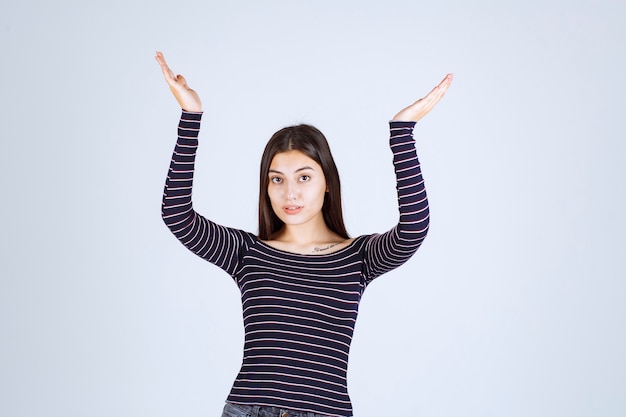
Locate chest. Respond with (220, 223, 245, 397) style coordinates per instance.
(236, 246, 366, 322)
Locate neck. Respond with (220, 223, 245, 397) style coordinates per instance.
(276, 220, 334, 246)
(266, 219, 349, 255)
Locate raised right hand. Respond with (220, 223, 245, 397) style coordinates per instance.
(155, 51, 202, 112)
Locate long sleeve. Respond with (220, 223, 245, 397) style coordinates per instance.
(362, 120, 430, 282)
(161, 111, 249, 277)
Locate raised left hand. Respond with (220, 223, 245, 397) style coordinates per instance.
(392, 73, 453, 122)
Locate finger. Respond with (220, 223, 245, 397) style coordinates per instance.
(426, 74, 452, 100)
(155, 51, 177, 82)
(176, 74, 189, 89)
(437, 73, 453, 88)
(422, 74, 452, 108)
(155, 51, 169, 69)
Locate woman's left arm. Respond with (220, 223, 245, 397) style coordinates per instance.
(362, 74, 453, 281)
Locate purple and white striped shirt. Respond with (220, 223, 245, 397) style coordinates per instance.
(162, 112, 429, 416)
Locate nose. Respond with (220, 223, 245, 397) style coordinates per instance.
(286, 183, 298, 200)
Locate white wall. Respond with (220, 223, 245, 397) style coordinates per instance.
(1, 1, 624, 416)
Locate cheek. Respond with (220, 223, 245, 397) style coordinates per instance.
(313, 184, 328, 207)
(266, 186, 281, 207)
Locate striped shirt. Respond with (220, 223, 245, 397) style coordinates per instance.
(162, 112, 430, 416)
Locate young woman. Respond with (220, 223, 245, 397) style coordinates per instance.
(156, 51, 452, 417)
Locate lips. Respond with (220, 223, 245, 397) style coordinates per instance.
(283, 205, 303, 215)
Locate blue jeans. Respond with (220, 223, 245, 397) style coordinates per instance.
(221, 402, 345, 417)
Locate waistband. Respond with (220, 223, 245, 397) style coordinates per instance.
(225, 402, 343, 417)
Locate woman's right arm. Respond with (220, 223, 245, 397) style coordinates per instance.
(158, 52, 246, 276)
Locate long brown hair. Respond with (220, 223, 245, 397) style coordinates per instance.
(258, 124, 349, 241)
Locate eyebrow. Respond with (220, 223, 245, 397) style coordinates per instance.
(268, 166, 315, 175)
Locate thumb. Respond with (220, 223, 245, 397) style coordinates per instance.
(176, 74, 189, 88)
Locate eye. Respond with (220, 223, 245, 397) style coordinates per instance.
(270, 176, 283, 184)
(299, 175, 311, 182)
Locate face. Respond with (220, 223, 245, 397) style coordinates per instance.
(267, 150, 328, 230)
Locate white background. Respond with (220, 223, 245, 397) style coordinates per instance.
(1, 1, 624, 416)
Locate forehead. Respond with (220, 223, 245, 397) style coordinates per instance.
(269, 150, 321, 171)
